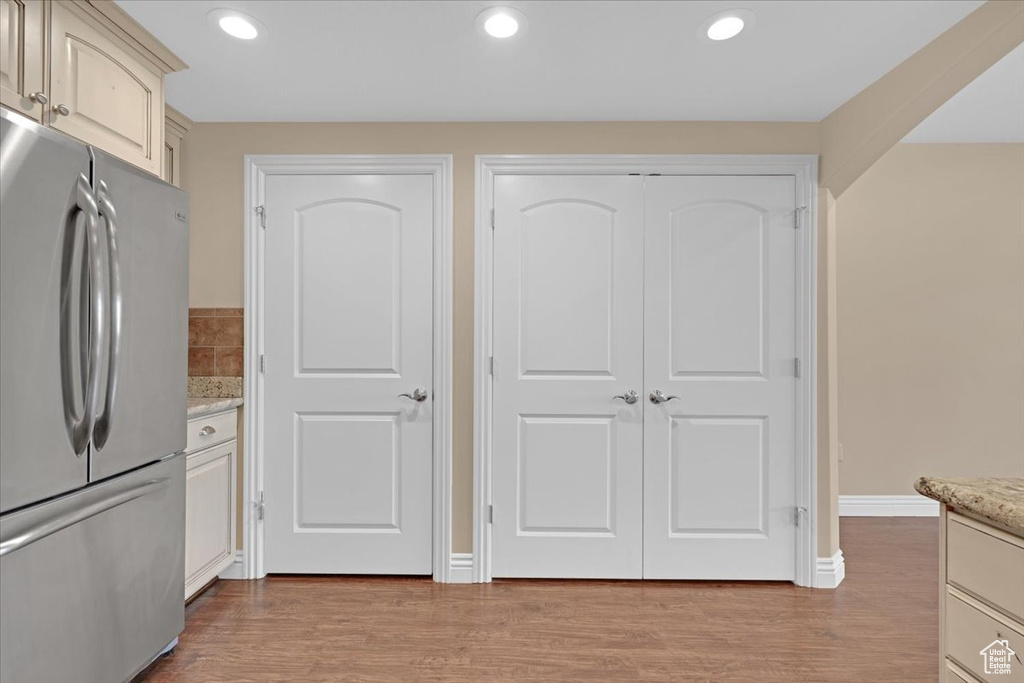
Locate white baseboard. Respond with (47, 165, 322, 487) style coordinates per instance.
(218, 550, 246, 580)
(816, 550, 846, 589)
(449, 553, 474, 583)
(839, 494, 939, 517)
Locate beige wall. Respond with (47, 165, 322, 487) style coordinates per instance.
(181, 121, 823, 554)
(836, 143, 1024, 495)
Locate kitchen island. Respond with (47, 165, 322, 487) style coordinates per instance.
(915, 477, 1024, 682)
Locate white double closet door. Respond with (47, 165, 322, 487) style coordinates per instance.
(491, 174, 797, 580)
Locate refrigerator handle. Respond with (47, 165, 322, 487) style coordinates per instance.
(60, 175, 104, 456)
(92, 180, 122, 450)
(0, 476, 169, 557)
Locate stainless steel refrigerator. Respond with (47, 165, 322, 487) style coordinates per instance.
(0, 107, 188, 682)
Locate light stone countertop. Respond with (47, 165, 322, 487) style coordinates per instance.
(187, 396, 243, 419)
(914, 477, 1024, 534)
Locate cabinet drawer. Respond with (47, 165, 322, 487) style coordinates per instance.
(185, 441, 236, 599)
(946, 589, 1024, 683)
(948, 513, 1024, 622)
(186, 410, 237, 454)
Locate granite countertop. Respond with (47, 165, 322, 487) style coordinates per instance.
(914, 477, 1024, 534)
(187, 396, 243, 418)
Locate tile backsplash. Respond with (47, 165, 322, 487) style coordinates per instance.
(188, 308, 243, 377)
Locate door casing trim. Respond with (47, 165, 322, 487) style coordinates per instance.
(242, 155, 454, 581)
(473, 155, 818, 586)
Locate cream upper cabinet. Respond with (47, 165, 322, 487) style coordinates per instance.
(163, 104, 192, 188)
(0, 0, 46, 120)
(0, 1, 186, 175)
(49, 1, 164, 174)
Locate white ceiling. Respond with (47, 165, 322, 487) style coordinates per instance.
(904, 45, 1024, 143)
(117, 0, 987, 123)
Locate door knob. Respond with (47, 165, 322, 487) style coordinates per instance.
(613, 390, 639, 405)
(649, 389, 679, 405)
(52, 103, 70, 116)
(29, 92, 48, 105)
(398, 388, 428, 402)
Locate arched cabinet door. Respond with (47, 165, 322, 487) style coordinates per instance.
(49, 1, 163, 175)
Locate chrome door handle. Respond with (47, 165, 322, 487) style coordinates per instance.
(199, 426, 216, 437)
(92, 181, 122, 450)
(28, 92, 48, 105)
(398, 388, 428, 402)
(649, 389, 679, 405)
(52, 103, 70, 116)
(613, 390, 639, 405)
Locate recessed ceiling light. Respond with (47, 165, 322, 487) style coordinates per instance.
(708, 16, 744, 41)
(476, 7, 528, 40)
(219, 15, 257, 40)
(699, 9, 755, 43)
(207, 9, 266, 42)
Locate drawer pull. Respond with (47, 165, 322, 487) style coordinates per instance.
(199, 426, 216, 436)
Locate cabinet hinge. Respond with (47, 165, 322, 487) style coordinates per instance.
(795, 506, 807, 526)
(259, 354, 266, 374)
(488, 356, 495, 377)
(794, 205, 807, 229)
(255, 205, 266, 229)
(490, 208, 495, 230)
(487, 504, 494, 524)
(256, 492, 265, 521)
(794, 357, 801, 379)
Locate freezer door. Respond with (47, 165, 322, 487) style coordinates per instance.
(89, 151, 188, 481)
(0, 453, 184, 683)
(0, 108, 93, 513)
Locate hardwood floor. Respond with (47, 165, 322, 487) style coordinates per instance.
(139, 518, 938, 682)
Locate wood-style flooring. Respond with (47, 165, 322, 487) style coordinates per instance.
(138, 518, 938, 682)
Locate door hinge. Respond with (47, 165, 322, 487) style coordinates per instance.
(794, 205, 807, 229)
(490, 208, 495, 230)
(256, 492, 265, 521)
(488, 356, 495, 377)
(794, 357, 801, 378)
(255, 205, 266, 229)
(487, 504, 494, 524)
(795, 506, 807, 526)
(259, 354, 266, 374)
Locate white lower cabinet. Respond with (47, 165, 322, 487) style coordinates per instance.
(185, 410, 237, 600)
(939, 509, 1024, 682)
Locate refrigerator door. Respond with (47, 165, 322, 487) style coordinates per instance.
(0, 453, 184, 683)
(0, 108, 93, 513)
(89, 150, 188, 481)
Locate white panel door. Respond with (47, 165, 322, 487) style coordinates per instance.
(491, 175, 645, 578)
(263, 174, 433, 574)
(643, 175, 797, 580)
